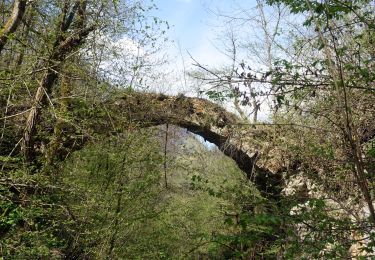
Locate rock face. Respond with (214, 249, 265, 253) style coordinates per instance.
(111, 92, 283, 199)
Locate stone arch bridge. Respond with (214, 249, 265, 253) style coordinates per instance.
(109, 92, 283, 199)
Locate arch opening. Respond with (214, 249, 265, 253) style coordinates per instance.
(110, 92, 283, 199)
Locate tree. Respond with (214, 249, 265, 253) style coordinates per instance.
(21, 0, 95, 160)
(266, 0, 375, 223)
(60, 132, 164, 258)
(1, 0, 374, 258)
(0, 0, 27, 54)
(0, 0, 170, 257)
(192, 0, 288, 122)
(259, 0, 374, 257)
(190, 0, 375, 257)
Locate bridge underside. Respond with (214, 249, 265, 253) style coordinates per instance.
(109, 92, 283, 199)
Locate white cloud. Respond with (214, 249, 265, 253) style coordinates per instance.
(189, 39, 228, 68)
(113, 37, 145, 56)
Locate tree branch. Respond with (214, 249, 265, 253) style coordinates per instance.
(0, 0, 27, 54)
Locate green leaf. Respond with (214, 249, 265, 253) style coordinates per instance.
(368, 147, 375, 158)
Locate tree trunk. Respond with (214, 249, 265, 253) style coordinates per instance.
(21, 0, 93, 160)
(0, 0, 27, 54)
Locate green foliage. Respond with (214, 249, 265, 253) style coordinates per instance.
(0, 169, 67, 258)
(367, 140, 375, 158)
(60, 131, 164, 258)
(200, 89, 235, 102)
(0, 202, 22, 231)
(266, 0, 370, 20)
(211, 182, 283, 259)
(1, 0, 375, 258)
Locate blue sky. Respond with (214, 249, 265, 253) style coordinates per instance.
(152, 0, 258, 66)
(153, 0, 213, 51)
